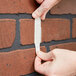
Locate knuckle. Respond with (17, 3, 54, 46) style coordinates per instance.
(53, 48, 60, 52)
(52, 49, 60, 56)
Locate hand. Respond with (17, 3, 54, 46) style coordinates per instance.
(32, 0, 61, 20)
(35, 49, 76, 76)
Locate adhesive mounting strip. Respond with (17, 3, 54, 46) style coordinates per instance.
(34, 17, 41, 53)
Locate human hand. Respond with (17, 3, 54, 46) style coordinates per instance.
(32, 0, 61, 20)
(35, 49, 76, 76)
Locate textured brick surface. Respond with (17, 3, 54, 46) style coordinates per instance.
(0, 0, 37, 14)
(20, 18, 70, 45)
(72, 18, 76, 38)
(0, 0, 75, 76)
(20, 19, 34, 45)
(41, 19, 70, 42)
(0, 47, 46, 76)
(50, 0, 76, 14)
(0, 19, 16, 49)
(50, 42, 76, 51)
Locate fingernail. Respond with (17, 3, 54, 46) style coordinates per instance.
(32, 13, 37, 18)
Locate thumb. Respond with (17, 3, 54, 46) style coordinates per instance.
(37, 51, 55, 61)
(32, 0, 61, 19)
(32, 0, 49, 18)
(41, 10, 48, 20)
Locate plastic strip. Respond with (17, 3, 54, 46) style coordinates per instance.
(34, 17, 41, 53)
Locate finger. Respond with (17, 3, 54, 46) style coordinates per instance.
(32, 0, 49, 18)
(41, 11, 48, 20)
(35, 56, 51, 75)
(32, 0, 61, 19)
(37, 51, 55, 61)
(36, 0, 44, 4)
(35, 56, 46, 74)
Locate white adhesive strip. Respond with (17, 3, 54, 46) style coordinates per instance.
(34, 17, 41, 53)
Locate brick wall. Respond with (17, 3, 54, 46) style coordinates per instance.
(0, 0, 76, 76)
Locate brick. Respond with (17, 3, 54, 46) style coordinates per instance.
(72, 18, 76, 38)
(0, 19, 16, 49)
(20, 18, 70, 45)
(0, 47, 46, 76)
(50, 42, 76, 51)
(41, 19, 70, 42)
(20, 19, 34, 45)
(0, 0, 37, 14)
(50, 0, 76, 14)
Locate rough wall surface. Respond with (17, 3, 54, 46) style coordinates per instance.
(50, 0, 76, 14)
(0, 0, 76, 76)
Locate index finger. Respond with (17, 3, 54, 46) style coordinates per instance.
(35, 56, 46, 74)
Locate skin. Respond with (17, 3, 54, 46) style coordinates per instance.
(35, 49, 76, 76)
(33, 0, 76, 76)
(32, 0, 61, 20)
